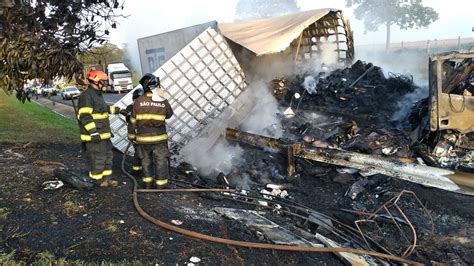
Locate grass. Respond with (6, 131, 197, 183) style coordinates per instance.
(0, 250, 82, 265)
(0, 92, 80, 143)
(62, 200, 85, 216)
(0, 207, 10, 220)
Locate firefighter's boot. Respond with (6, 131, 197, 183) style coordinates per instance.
(142, 177, 155, 189)
(155, 179, 168, 189)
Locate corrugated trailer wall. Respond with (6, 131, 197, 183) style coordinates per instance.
(110, 28, 249, 156)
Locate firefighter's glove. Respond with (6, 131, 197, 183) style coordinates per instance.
(112, 106, 121, 114)
(90, 132, 101, 143)
(120, 109, 130, 116)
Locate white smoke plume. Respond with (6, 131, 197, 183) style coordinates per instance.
(240, 80, 283, 138)
(391, 85, 428, 122)
(182, 139, 244, 177)
(302, 76, 317, 95)
(319, 41, 340, 67)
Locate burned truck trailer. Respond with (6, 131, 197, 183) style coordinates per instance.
(111, 9, 354, 155)
(429, 51, 474, 136)
(408, 51, 474, 173)
(137, 9, 354, 76)
(219, 8, 354, 77)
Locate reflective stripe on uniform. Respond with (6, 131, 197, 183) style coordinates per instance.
(109, 106, 118, 114)
(135, 114, 166, 121)
(77, 107, 93, 119)
(128, 133, 136, 140)
(156, 179, 168, 186)
(130, 117, 136, 124)
(84, 122, 96, 131)
(91, 113, 109, 120)
(89, 171, 103, 180)
(132, 165, 142, 171)
(102, 169, 112, 176)
(136, 134, 168, 143)
(142, 176, 153, 183)
(80, 132, 112, 141)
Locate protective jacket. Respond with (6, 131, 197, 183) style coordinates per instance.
(125, 104, 135, 141)
(131, 91, 173, 144)
(77, 85, 119, 142)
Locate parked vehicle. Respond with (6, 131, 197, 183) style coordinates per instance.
(61, 86, 81, 100)
(41, 86, 57, 96)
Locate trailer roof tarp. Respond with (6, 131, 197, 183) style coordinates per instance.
(219, 8, 338, 56)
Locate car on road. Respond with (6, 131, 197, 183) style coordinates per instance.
(61, 86, 81, 100)
(41, 86, 57, 96)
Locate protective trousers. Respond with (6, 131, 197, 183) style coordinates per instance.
(132, 144, 142, 172)
(136, 142, 169, 187)
(85, 140, 113, 181)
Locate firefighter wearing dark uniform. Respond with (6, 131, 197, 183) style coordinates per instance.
(124, 89, 143, 174)
(78, 70, 121, 187)
(132, 73, 173, 189)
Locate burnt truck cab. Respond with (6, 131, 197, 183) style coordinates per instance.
(429, 51, 474, 146)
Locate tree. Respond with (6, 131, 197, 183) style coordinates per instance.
(235, 0, 300, 21)
(346, 0, 438, 49)
(82, 43, 125, 72)
(0, 0, 125, 102)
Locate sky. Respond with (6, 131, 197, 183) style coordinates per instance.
(109, 0, 474, 45)
(108, 0, 474, 68)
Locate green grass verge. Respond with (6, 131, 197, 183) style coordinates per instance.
(0, 92, 80, 144)
(0, 250, 145, 265)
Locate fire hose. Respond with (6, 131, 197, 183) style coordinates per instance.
(120, 143, 422, 265)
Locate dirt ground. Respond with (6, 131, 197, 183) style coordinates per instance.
(0, 142, 339, 264)
(1, 141, 473, 264)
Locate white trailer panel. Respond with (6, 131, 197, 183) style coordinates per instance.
(110, 28, 249, 156)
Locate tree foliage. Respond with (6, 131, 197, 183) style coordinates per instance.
(0, 0, 124, 102)
(235, 0, 300, 21)
(346, 0, 438, 47)
(83, 43, 124, 71)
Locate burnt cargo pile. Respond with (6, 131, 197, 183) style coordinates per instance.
(277, 60, 420, 129)
(271, 60, 420, 159)
(182, 60, 473, 265)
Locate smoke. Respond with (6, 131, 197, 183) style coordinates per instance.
(182, 139, 244, 177)
(319, 41, 340, 67)
(240, 80, 283, 138)
(391, 85, 428, 122)
(355, 47, 429, 85)
(302, 76, 317, 94)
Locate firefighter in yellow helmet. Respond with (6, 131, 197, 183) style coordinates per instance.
(77, 69, 121, 187)
(121, 88, 144, 175)
(131, 73, 173, 189)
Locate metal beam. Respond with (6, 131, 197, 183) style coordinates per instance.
(225, 128, 474, 196)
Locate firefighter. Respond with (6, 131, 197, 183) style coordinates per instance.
(77, 69, 121, 187)
(131, 73, 173, 189)
(122, 88, 144, 175)
(33, 86, 38, 100)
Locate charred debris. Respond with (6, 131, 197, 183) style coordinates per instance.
(172, 59, 473, 264)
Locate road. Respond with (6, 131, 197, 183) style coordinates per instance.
(45, 92, 127, 106)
